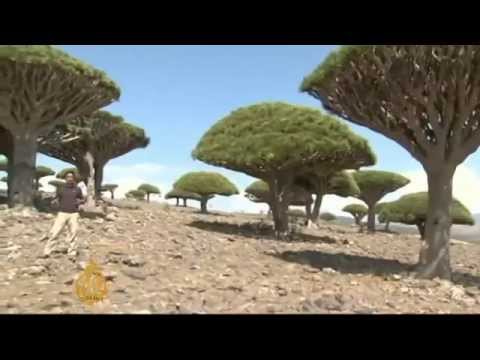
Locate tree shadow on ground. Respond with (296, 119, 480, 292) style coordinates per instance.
(187, 220, 338, 244)
(269, 249, 480, 288)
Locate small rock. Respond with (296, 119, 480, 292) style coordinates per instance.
(190, 265, 201, 271)
(400, 287, 409, 294)
(450, 286, 466, 301)
(122, 268, 147, 281)
(105, 213, 116, 222)
(104, 271, 117, 281)
(107, 206, 119, 213)
(227, 237, 236, 242)
(122, 255, 145, 267)
(322, 267, 337, 274)
(170, 253, 183, 259)
(22, 266, 46, 276)
(392, 274, 402, 281)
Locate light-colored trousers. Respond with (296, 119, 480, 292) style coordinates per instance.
(44, 212, 80, 256)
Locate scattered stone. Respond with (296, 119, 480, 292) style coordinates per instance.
(322, 267, 337, 274)
(22, 266, 46, 276)
(392, 274, 402, 281)
(450, 286, 466, 301)
(121, 268, 147, 281)
(190, 265, 201, 271)
(105, 213, 116, 222)
(122, 255, 145, 267)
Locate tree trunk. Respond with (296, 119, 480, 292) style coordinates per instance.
(385, 221, 391, 232)
(35, 177, 40, 191)
(8, 133, 37, 208)
(367, 204, 376, 233)
(110, 190, 114, 200)
(94, 161, 104, 200)
(200, 197, 208, 214)
(417, 168, 455, 280)
(183, 198, 187, 207)
(269, 178, 290, 240)
(83, 152, 96, 208)
(311, 193, 324, 222)
(175, 198, 179, 207)
(416, 222, 426, 240)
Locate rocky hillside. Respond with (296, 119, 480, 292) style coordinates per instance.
(2, 202, 480, 314)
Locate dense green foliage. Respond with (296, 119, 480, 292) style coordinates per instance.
(320, 212, 337, 222)
(48, 180, 66, 189)
(352, 170, 410, 202)
(193, 102, 376, 178)
(0, 46, 120, 95)
(126, 189, 146, 201)
(379, 193, 474, 226)
(36, 166, 55, 179)
(0, 157, 6, 172)
(138, 184, 161, 195)
(343, 204, 368, 217)
(174, 172, 239, 197)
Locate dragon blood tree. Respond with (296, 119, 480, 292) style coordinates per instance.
(137, 184, 161, 203)
(48, 179, 66, 194)
(343, 203, 368, 226)
(35, 166, 55, 190)
(38, 111, 149, 207)
(173, 172, 239, 214)
(165, 188, 205, 207)
(0, 45, 120, 208)
(351, 170, 410, 233)
(295, 170, 360, 225)
(301, 45, 480, 279)
(379, 193, 474, 247)
(126, 189, 146, 202)
(193, 102, 375, 239)
(100, 184, 118, 200)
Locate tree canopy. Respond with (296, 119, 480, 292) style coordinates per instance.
(38, 111, 150, 204)
(301, 45, 480, 278)
(174, 172, 239, 214)
(138, 184, 161, 202)
(36, 166, 55, 179)
(379, 192, 474, 239)
(352, 170, 410, 232)
(193, 102, 375, 237)
(343, 203, 368, 225)
(0, 45, 120, 208)
(126, 189, 146, 201)
(0, 157, 7, 172)
(193, 102, 376, 179)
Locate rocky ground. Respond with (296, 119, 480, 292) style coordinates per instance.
(2, 202, 480, 314)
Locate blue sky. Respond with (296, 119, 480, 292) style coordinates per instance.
(14, 46, 480, 213)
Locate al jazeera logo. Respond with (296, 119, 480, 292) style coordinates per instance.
(74, 259, 109, 305)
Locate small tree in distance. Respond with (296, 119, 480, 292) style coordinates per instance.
(101, 184, 118, 200)
(352, 170, 410, 233)
(174, 172, 239, 214)
(343, 204, 368, 226)
(35, 166, 55, 190)
(319, 212, 336, 222)
(138, 184, 161, 203)
(126, 189, 146, 202)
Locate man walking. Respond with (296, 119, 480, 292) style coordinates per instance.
(42, 171, 85, 259)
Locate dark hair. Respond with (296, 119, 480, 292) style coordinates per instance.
(65, 171, 76, 178)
